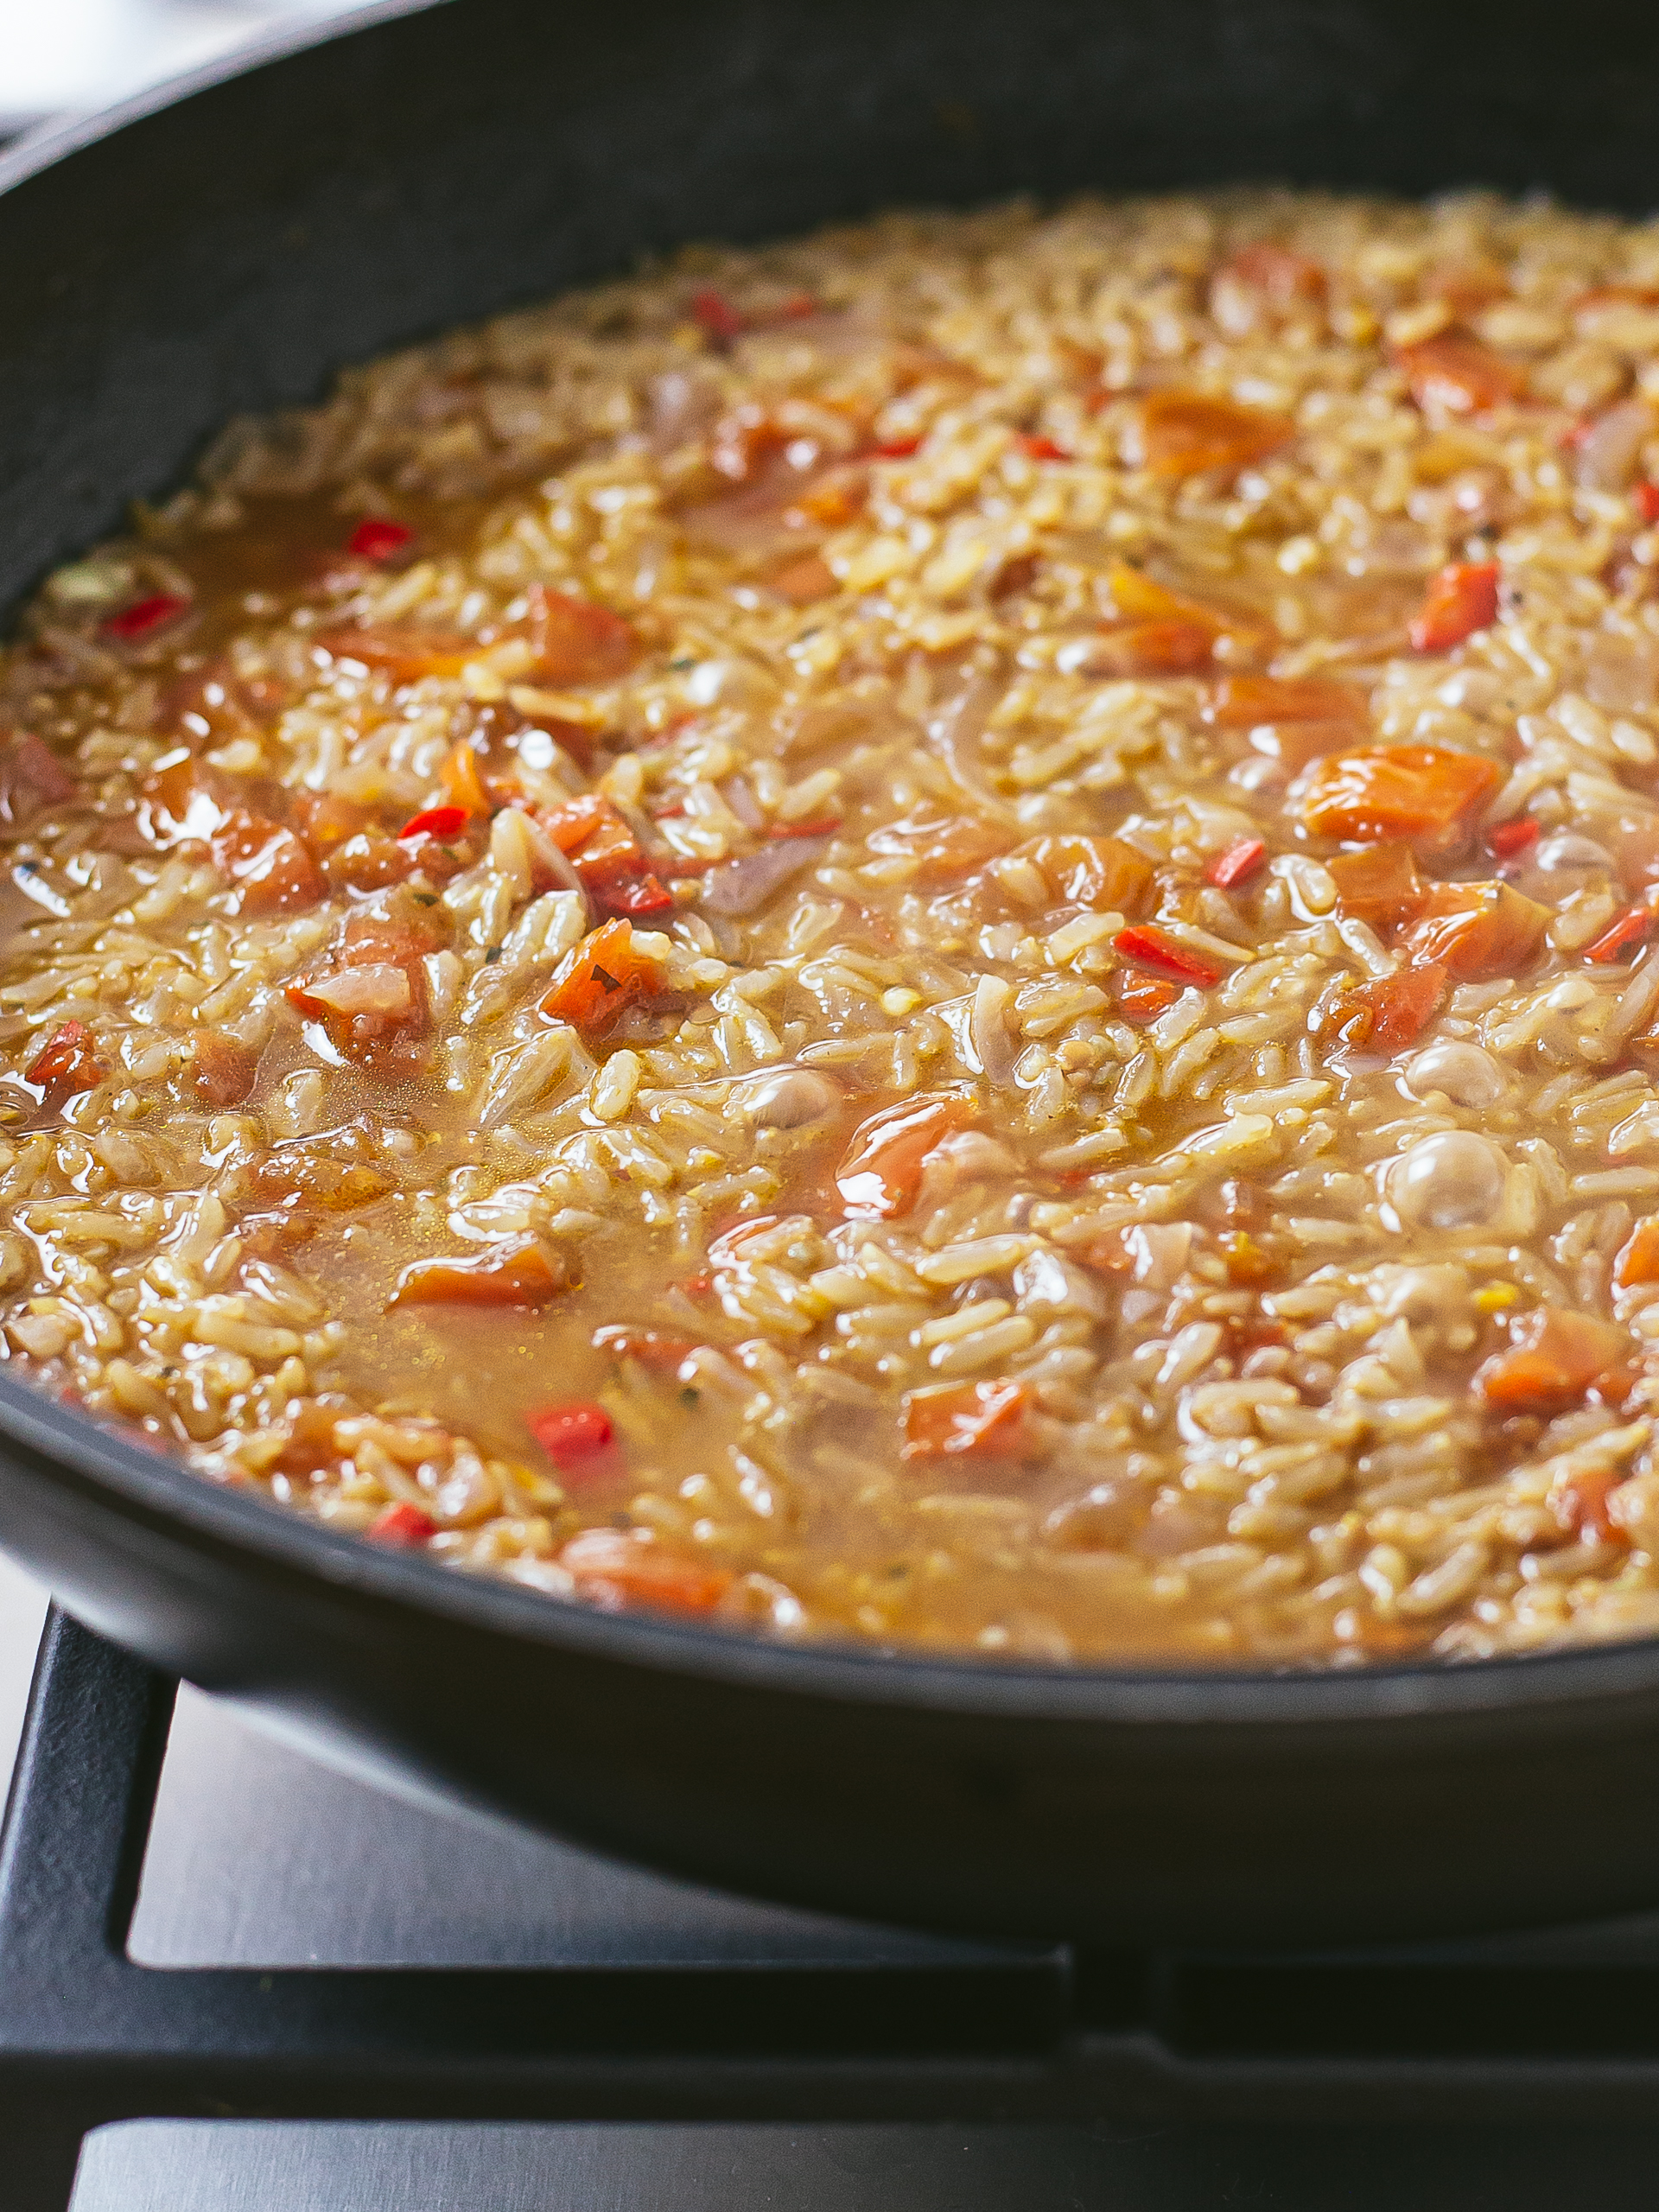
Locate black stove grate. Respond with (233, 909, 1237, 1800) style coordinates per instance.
(8, 1609, 1659, 2212)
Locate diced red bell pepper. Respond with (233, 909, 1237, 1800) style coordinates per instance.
(902, 1377, 1032, 1461)
(1113, 925, 1223, 988)
(870, 435, 923, 459)
(368, 1502, 437, 1546)
(1325, 961, 1447, 1052)
(529, 1400, 614, 1463)
(690, 287, 745, 341)
(1636, 480, 1659, 525)
(1408, 562, 1501, 652)
(390, 1240, 564, 1308)
(1478, 1306, 1625, 1413)
(1018, 434, 1071, 461)
(347, 518, 413, 563)
(1585, 906, 1653, 964)
(398, 804, 470, 842)
(103, 593, 189, 641)
(25, 1019, 104, 1106)
(836, 1094, 973, 1217)
(1207, 836, 1267, 889)
(1486, 816, 1540, 861)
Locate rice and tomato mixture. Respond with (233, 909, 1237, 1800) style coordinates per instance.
(7, 191, 1659, 1664)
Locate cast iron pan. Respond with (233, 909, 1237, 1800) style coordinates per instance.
(1, 0, 1658, 1950)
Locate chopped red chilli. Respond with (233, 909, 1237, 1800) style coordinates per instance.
(398, 804, 470, 842)
(368, 1502, 437, 1545)
(1486, 817, 1541, 860)
(103, 594, 188, 641)
(1207, 836, 1268, 889)
(348, 518, 414, 562)
(529, 1400, 615, 1464)
(1113, 925, 1224, 987)
(1585, 907, 1653, 963)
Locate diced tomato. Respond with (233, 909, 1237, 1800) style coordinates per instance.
(347, 518, 413, 563)
(1205, 674, 1367, 729)
(1130, 390, 1294, 479)
(1551, 1465, 1629, 1545)
(1478, 1306, 1625, 1412)
(690, 287, 745, 341)
(1615, 1215, 1659, 1291)
(1408, 562, 1501, 653)
(1091, 619, 1219, 677)
(1115, 970, 1183, 1022)
(1207, 836, 1267, 890)
(103, 593, 189, 641)
(539, 793, 671, 915)
(836, 1093, 974, 1217)
(210, 810, 324, 915)
(1019, 434, 1071, 461)
(865, 810, 1009, 879)
(1585, 906, 1653, 964)
(528, 587, 638, 686)
(1325, 961, 1447, 1052)
(190, 1033, 258, 1110)
(540, 918, 665, 1033)
(316, 626, 474, 679)
(287, 899, 444, 1076)
(1395, 334, 1528, 416)
(1016, 833, 1154, 913)
(398, 804, 470, 842)
(1221, 241, 1325, 303)
(24, 1019, 103, 1107)
(529, 1401, 614, 1462)
(1636, 480, 1659, 526)
(1113, 925, 1223, 987)
(1486, 816, 1540, 861)
(1400, 881, 1549, 982)
(368, 1501, 437, 1546)
(902, 1377, 1032, 1461)
(1327, 843, 1427, 932)
(560, 1525, 734, 1614)
(391, 1239, 564, 1308)
(592, 1325, 696, 1373)
(1300, 744, 1503, 851)
(601, 872, 675, 917)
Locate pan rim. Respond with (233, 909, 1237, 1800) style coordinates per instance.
(1, 0, 1656, 1732)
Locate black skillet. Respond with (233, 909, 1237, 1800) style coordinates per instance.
(1, 0, 1657, 1951)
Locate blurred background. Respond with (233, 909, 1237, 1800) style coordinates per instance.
(0, 0, 364, 142)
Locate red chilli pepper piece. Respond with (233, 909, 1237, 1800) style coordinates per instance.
(103, 593, 188, 641)
(529, 1400, 614, 1465)
(1635, 481, 1659, 526)
(347, 518, 414, 563)
(1486, 817, 1540, 861)
(1408, 562, 1500, 653)
(1113, 924, 1223, 988)
(397, 804, 470, 842)
(870, 435, 922, 459)
(1207, 836, 1267, 890)
(690, 287, 745, 341)
(1018, 434, 1072, 461)
(368, 1501, 437, 1546)
(1585, 906, 1653, 964)
(598, 872, 675, 918)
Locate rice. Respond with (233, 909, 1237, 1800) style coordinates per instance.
(3, 188, 1659, 1663)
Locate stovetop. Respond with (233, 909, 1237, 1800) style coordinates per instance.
(8, 1556, 1659, 2205)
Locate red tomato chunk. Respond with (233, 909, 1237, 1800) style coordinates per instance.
(902, 1378, 1032, 1461)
